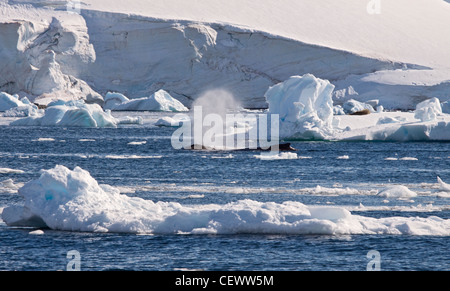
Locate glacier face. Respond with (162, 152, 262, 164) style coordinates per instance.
(1, 0, 450, 109)
(79, 11, 408, 109)
(0, 4, 103, 105)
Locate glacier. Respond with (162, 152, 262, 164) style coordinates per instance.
(1, 0, 450, 109)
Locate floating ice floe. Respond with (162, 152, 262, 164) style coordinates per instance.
(0, 168, 25, 174)
(254, 152, 298, 160)
(378, 185, 418, 198)
(0, 179, 19, 193)
(437, 177, 450, 192)
(2, 165, 449, 236)
(155, 116, 186, 127)
(10, 100, 142, 128)
(127, 141, 147, 146)
(104, 90, 188, 112)
(29, 229, 44, 235)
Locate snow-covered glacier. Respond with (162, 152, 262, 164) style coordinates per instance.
(2, 0, 450, 109)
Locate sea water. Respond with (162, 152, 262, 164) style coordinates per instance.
(0, 112, 449, 271)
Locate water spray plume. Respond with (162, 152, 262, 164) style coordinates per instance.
(192, 89, 241, 117)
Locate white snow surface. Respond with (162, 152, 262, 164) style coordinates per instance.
(1, 165, 449, 236)
(1, 0, 450, 109)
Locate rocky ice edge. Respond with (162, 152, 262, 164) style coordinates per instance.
(1, 165, 449, 236)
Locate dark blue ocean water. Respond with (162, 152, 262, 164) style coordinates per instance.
(0, 113, 449, 271)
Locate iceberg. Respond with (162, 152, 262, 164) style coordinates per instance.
(2, 165, 449, 236)
(0, 92, 44, 117)
(437, 177, 450, 192)
(104, 90, 189, 112)
(155, 116, 181, 127)
(0, 92, 24, 111)
(378, 186, 418, 198)
(103, 92, 130, 110)
(414, 98, 442, 122)
(10, 100, 141, 128)
(265, 74, 335, 140)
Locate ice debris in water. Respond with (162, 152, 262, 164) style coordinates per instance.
(1, 165, 449, 236)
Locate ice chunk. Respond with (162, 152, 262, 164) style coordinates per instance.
(155, 116, 180, 127)
(1, 179, 18, 189)
(0, 179, 19, 193)
(10, 100, 139, 128)
(0, 92, 25, 111)
(437, 177, 450, 192)
(254, 152, 298, 160)
(105, 90, 188, 112)
(3, 105, 43, 117)
(442, 101, 450, 114)
(103, 92, 130, 110)
(415, 98, 442, 122)
(265, 74, 335, 140)
(0, 168, 25, 174)
(0, 93, 41, 117)
(378, 185, 417, 198)
(343, 99, 375, 115)
(333, 105, 345, 115)
(127, 141, 147, 146)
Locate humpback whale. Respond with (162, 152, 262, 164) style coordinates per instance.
(189, 143, 297, 152)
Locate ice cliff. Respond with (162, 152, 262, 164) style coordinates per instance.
(1, 0, 450, 109)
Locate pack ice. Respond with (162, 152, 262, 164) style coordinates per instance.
(1, 165, 449, 236)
